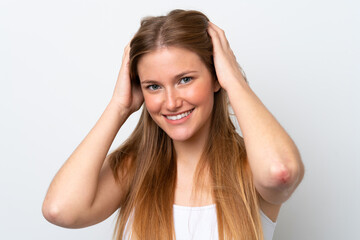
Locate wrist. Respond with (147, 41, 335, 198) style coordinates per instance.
(222, 75, 249, 94)
(107, 100, 133, 119)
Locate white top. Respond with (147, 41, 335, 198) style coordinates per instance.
(173, 204, 276, 240)
(124, 204, 276, 239)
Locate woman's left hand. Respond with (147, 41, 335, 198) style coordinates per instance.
(207, 22, 247, 91)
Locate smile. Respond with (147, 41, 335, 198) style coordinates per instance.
(164, 109, 194, 120)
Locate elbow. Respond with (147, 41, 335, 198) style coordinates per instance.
(270, 159, 304, 188)
(268, 156, 304, 198)
(42, 202, 61, 225)
(259, 157, 304, 204)
(42, 199, 77, 228)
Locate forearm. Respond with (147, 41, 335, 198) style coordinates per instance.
(206, 21, 303, 204)
(42, 101, 130, 222)
(227, 78, 304, 202)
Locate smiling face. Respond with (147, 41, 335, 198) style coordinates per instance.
(137, 46, 220, 143)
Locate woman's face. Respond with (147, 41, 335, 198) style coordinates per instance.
(137, 46, 220, 142)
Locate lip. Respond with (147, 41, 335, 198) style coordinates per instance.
(162, 108, 195, 124)
(163, 108, 195, 117)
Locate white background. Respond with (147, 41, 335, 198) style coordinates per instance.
(1, 0, 359, 239)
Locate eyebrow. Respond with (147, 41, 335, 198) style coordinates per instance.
(140, 70, 199, 84)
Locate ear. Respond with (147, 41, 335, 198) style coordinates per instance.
(213, 77, 221, 93)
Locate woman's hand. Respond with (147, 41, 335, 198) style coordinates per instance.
(110, 43, 143, 114)
(207, 22, 247, 91)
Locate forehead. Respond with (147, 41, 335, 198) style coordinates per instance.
(137, 47, 206, 80)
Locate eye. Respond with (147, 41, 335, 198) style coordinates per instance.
(147, 84, 161, 91)
(179, 77, 192, 84)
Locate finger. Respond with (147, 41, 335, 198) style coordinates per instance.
(207, 22, 223, 52)
(122, 43, 131, 61)
(120, 44, 131, 73)
(208, 22, 230, 49)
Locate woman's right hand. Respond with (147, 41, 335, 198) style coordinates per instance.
(110, 43, 144, 114)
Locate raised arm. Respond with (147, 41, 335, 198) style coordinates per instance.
(42, 44, 143, 228)
(207, 22, 304, 220)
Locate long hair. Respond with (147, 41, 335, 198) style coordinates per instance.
(108, 9, 263, 240)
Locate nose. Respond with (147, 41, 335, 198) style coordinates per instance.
(165, 88, 182, 111)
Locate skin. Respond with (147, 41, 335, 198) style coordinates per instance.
(137, 47, 221, 207)
(137, 47, 220, 156)
(42, 21, 304, 228)
(207, 22, 304, 220)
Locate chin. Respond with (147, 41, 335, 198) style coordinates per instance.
(166, 131, 193, 142)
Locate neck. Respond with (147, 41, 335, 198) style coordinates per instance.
(173, 119, 211, 171)
(172, 122, 214, 206)
(174, 137, 205, 169)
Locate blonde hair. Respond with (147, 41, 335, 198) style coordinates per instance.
(109, 9, 263, 240)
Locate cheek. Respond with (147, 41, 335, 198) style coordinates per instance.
(188, 84, 214, 107)
(143, 93, 162, 114)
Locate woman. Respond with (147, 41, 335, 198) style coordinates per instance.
(42, 9, 304, 240)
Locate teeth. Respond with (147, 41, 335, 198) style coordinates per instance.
(166, 109, 193, 120)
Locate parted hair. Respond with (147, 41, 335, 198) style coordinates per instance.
(108, 9, 263, 240)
